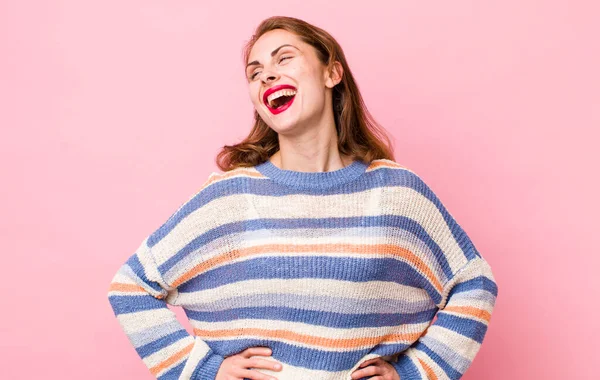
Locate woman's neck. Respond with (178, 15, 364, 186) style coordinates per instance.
(269, 150, 354, 173)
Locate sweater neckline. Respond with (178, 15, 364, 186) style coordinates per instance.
(254, 158, 370, 190)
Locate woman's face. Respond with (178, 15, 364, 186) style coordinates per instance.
(246, 29, 339, 135)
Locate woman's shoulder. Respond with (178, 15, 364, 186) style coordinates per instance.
(366, 159, 445, 200)
(146, 169, 242, 248)
(368, 158, 412, 171)
(366, 158, 422, 180)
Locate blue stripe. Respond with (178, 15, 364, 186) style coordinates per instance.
(186, 305, 438, 329)
(434, 313, 488, 344)
(136, 329, 191, 358)
(393, 352, 423, 379)
(126, 253, 163, 294)
(448, 276, 498, 298)
(108, 294, 165, 315)
(191, 350, 225, 380)
(178, 256, 441, 302)
(416, 341, 463, 379)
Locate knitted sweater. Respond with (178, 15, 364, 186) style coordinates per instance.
(107, 158, 498, 380)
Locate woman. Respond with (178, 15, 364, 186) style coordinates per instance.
(107, 16, 498, 380)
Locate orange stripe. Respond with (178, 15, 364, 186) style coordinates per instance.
(419, 358, 438, 379)
(379, 244, 443, 291)
(193, 327, 423, 350)
(108, 283, 146, 293)
(368, 160, 409, 171)
(208, 168, 263, 184)
(172, 243, 442, 291)
(149, 342, 194, 376)
(443, 305, 491, 323)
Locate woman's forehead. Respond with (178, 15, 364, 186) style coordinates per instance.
(249, 30, 303, 58)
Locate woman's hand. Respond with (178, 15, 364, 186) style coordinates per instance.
(350, 357, 400, 380)
(216, 346, 282, 380)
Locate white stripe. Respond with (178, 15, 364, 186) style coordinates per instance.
(180, 338, 213, 379)
(175, 277, 432, 306)
(116, 308, 180, 334)
(424, 324, 482, 361)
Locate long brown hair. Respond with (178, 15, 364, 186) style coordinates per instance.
(215, 16, 395, 172)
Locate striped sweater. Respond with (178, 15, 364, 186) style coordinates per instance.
(107, 158, 498, 380)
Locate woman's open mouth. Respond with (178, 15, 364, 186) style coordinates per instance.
(263, 85, 297, 115)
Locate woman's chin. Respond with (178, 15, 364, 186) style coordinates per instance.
(268, 121, 299, 135)
(264, 112, 303, 133)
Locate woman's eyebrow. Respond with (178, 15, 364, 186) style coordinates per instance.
(246, 44, 299, 69)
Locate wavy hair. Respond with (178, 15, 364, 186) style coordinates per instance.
(215, 16, 395, 172)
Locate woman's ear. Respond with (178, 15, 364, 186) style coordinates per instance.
(325, 61, 343, 88)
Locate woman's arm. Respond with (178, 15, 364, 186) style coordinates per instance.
(390, 172, 499, 379)
(107, 236, 224, 379)
(392, 256, 498, 379)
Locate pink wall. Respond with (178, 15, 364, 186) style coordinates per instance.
(2, 1, 598, 379)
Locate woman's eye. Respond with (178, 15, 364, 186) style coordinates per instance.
(250, 57, 291, 80)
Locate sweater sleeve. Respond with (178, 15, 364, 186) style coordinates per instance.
(391, 257, 498, 379)
(391, 174, 499, 379)
(107, 236, 225, 379)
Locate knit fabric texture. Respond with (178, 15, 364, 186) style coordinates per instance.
(107, 158, 498, 380)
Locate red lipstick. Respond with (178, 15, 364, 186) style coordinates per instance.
(263, 84, 297, 115)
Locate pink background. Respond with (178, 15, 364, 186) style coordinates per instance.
(1, 1, 598, 379)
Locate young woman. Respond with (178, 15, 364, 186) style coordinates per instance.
(108, 16, 498, 380)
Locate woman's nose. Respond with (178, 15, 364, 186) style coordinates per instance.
(261, 69, 279, 83)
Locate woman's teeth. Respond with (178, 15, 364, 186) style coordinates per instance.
(267, 89, 297, 108)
